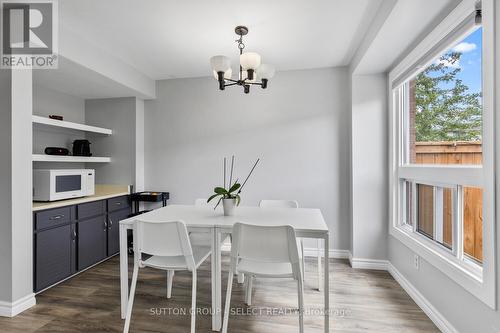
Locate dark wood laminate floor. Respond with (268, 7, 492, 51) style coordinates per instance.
(0, 255, 439, 332)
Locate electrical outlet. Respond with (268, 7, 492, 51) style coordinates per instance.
(413, 254, 420, 270)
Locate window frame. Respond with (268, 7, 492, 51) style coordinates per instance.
(388, 0, 496, 309)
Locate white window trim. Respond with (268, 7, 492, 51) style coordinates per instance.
(388, 0, 496, 309)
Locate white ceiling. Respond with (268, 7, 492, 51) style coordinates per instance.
(59, 0, 382, 80)
(354, 0, 459, 74)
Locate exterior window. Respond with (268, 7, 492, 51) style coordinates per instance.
(406, 29, 483, 166)
(390, 2, 495, 308)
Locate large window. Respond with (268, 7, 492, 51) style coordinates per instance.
(389, 1, 495, 308)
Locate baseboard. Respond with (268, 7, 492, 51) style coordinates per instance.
(388, 263, 458, 333)
(0, 293, 36, 317)
(349, 254, 389, 270)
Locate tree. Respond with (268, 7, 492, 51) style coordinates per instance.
(414, 51, 482, 142)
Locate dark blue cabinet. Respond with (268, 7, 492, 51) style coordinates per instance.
(34, 195, 130, 292)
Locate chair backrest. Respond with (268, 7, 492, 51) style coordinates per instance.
(194, 198, 210, 207)
(133, 219, 195, 270)
(231, 222, 301, 279)
(259, 200, 299, 209)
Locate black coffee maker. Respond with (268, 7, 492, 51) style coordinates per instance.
(72, 140, 92, 156)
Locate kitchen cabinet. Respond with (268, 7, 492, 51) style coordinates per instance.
(107, 208, 130, 255)
(33, 195, 130, 292)
(77, 215, 107, 270)
(34, 224, 74, 291)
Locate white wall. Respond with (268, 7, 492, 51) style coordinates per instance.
(350, 74, 388, 261)
(144, 68, 351, 250)
(0, 68, 35, 314)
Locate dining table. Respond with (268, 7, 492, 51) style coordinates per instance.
(119, 204, 330, 332)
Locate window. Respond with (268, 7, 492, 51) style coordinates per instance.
(389, 1, 495, 308)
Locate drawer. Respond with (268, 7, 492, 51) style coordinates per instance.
(78, 200, 105, 220)
(107, 196, 130, 212)
(35, 207, 72, 230)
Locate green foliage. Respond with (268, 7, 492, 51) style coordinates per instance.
(207, 182, 241, 209)
(414, 51, 482, 142)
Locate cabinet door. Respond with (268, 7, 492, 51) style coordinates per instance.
(35, 225, 72, 292)
(107, 208, 130, 256)
(78, 216, 107, 270)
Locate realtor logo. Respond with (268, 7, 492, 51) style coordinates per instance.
(1, 0, 58, 68)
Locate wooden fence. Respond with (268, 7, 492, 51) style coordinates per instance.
(415, 141, 483, 262)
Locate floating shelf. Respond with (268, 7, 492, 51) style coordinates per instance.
(32, 154, 111, 163)
(32, 115, 112, 135)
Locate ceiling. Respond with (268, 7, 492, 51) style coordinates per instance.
(354, 0, 459, 74)
(59, 0, 382, 80)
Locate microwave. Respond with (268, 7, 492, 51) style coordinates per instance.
(33, 169, 95, 201)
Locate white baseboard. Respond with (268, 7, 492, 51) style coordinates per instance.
(349, 253, 389, 270)
(0, 293, 36, 317)
(388, 263, 458, 333)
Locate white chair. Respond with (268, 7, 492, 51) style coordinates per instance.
(222, 222, 304, 333)
(124, 219, 211, 333)
(259, 200, 322, 291)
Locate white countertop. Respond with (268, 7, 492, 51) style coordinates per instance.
(33, 184, 130, 211)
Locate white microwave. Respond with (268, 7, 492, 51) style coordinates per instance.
(33, 169, 95, 201)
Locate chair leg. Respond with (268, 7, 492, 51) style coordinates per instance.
(297, 277, 304, 333)
(222, 269, 234, 333)
(124, 264, 139, 333)
(190, 270, 197, 333)
(245, 275, 253, 306)
(167, 270, 174, 298)
(317, 238, 322, 291)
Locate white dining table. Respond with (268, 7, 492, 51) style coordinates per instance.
(119, 204, 330, 332)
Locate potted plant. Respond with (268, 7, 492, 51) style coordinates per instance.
(208, 156, 260, 216)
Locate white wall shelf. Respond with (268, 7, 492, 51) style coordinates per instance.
(32, 154, 111, 163)
(32, 115, 112, 135)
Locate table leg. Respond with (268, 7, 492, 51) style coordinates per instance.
(119, 224, 129, 319)
(324, 233, 329, 333)
(211, 227, 222, 331)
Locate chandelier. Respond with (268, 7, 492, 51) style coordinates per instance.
(210, 26, 275, 94)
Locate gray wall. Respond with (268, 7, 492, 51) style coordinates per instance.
(85, 97, 139, 186)
(350, 74, 388, 260)
(144, 67, 350, 250)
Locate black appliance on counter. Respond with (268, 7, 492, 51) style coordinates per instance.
(72, 139, 92, 156)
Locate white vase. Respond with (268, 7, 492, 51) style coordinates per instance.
(222, 198, 237, 216)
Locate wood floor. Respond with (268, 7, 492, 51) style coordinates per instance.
(0, 255, 439, 333)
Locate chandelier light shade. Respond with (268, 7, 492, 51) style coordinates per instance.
(210, 55, 231, 72)
(240, 52, 261, 70)
(210, 25, 274, 94)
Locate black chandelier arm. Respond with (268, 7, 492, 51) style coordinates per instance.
(223, 82, 239, 88)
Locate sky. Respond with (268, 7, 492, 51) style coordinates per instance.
(436, 27, 482, 94)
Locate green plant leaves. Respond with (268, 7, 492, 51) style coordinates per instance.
(228, 183, 241, 193)
(214, 187, 228, 194)
(207, 193, 220, 203)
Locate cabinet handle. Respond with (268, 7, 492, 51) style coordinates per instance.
(50, 214, 64, 220)
(115, 202, 122, 206)
(104, 220, 108, 231)
(72, 230, 76, 241)
(108, 218, 113, 230)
